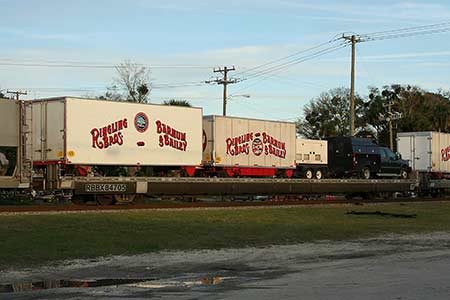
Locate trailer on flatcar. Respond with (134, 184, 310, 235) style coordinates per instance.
(398, 131, 450, 195)
(0, 97, 419, 204)
(201, 115, 296, 177)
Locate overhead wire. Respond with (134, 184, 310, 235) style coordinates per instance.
(0, 57, 212, 69)
(230, 42, 348, 95)
(240, 43, 348, 81)
(363, 21, 450, 37)
(234, 36, 342, 77)
(356, 21, 450, 42)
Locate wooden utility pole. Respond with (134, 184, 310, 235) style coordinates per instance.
(7, 90, 27, 100)
(342, 35, 361, 136)
(206, 66, 238, 116)
(380, 101, 402, 150)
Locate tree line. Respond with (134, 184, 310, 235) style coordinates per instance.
(297, 85, 450, 146)
(98, 60, 192, 107)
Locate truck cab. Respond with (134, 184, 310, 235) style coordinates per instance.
(378, 146, 410, 179)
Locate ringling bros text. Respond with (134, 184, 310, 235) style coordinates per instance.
(91, 118, 128, 149)
(442, 145, 450, 162)
(90, 118, 188, 152)
(226, 132, 287, 159)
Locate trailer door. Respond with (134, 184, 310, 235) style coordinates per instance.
(398, 133, 432, 172)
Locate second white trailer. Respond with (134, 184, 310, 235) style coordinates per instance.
(202, 115, 296, 177)
(397, 131, 450, 175)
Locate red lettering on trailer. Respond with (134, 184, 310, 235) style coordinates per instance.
(226, 133, 253, 156)
(225, 131, 287, 158)
(91, 118, 128, 149)
(441, 146, 450, 161)
(156, 120, 188, 151)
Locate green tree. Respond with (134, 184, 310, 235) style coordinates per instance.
(297, 87, 365, 138)
(162, 99, 192, 107)
(364, 84, 450, 145)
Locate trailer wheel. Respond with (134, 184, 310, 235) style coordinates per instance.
(399, 168, 409, 179)
(315, 169, 323, 180)
(360, 167, 371, 179)
(305, 169, 314, 179)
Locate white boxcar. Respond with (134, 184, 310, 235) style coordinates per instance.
(296, 139, 328, 166)
(202, 115, 296, 170)
(30, 97, 203, 166)
(397, 131, 450, 173)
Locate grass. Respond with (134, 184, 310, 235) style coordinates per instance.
(2, 201, 450, 268)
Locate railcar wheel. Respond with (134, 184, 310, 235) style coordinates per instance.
(305, 169, 314, 179)
(399, 168, 409, 179)
(114, 194, 136, 204)
(360, 167, 371, 179)
(96, 195, 116, 206)
(71, 195, 86, 205)
(315, 169, 323, 180)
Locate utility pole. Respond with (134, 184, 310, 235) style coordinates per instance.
(7, 90, 27, 100)
(379, 101, 402, 150)
(341, 34, 361, 136)
(206, 66, 238, 116)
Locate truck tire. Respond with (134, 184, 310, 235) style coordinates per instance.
(315, 169, 323, 180)
(399, 168, 409, 179)
(360, 167, 371, 179)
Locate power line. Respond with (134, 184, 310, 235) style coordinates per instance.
(234, 36, 341, 77)
(341, 22, 450, 44)
(239, 43, 348, 82)
(0, 61, 213, 69)
(7, 80, 209, 94)
(363, 21, 450, 37)
(6, 90, 27, 100)
(229, 44, 347, 96)
(363, 28, 450, 42)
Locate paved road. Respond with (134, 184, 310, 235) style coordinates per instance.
(3, 233, 450, 299)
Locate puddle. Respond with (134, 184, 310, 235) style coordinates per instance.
(0, 278, 153, 293)
(0, 276, 232, 293)
(128, 276, 234, 289)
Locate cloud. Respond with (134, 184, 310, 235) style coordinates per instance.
(277, 0, 450, 22)
(322, 51, 450, 63)
(0, 28, 96, 42)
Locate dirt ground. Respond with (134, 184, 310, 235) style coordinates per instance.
(2, 232, 450, 299)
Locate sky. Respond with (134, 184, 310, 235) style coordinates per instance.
(1, 0, 450, 121)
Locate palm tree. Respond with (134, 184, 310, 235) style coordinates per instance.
(163, 99, 192, 107)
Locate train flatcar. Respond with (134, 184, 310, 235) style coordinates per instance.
(0, 97, 422, 203)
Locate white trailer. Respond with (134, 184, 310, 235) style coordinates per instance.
(0, 99, 32, 188)
(397, 131, 450, 174)
(30, 97, 203, 169)
(202, 115, 296, 177)
(295, 139, 328, 179)
(0, 99, 19, 177)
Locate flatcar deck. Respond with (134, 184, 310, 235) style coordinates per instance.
(64, 177, 419, 196)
